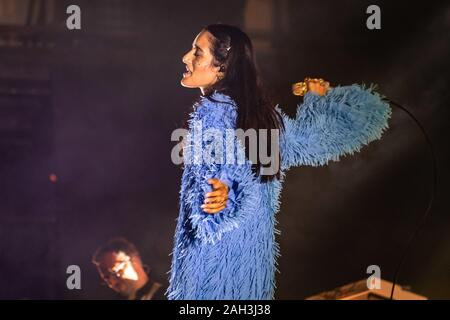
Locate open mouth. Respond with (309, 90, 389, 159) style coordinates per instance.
(183, 65, 192, 77)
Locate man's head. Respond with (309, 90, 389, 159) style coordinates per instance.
(92, 238, 148, 297)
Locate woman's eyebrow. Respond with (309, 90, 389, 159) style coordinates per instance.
(193, 44, 204, 52)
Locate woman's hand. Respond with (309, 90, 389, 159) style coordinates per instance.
(307, 78, 330, 96)
(201, 178, 229, 214)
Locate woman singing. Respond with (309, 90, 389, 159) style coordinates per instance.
(167, 24, 391, 300)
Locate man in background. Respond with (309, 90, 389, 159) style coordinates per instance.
(92, 237, 165, 300)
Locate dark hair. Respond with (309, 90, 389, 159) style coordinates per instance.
(202, 24, 283, 181)
(92, 237, 140, 265)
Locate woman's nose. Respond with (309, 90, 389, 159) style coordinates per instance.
(182, 51, 191, 64)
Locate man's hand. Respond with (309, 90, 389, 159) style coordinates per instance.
(201, 178, 229, 214)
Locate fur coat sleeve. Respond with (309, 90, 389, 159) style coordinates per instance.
(279, 84, 392, 170)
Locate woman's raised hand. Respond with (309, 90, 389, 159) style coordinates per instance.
(201, 178, 229, 214)
(307, 78, 330, 96)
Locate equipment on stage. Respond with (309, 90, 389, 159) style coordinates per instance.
(306, 279, 427, 300)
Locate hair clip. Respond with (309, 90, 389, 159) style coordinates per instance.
(226, 46, 231, 51)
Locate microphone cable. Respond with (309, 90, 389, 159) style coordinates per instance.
(386, 99, 438, 300)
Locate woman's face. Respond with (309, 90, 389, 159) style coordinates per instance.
(181, 31, 221, 93)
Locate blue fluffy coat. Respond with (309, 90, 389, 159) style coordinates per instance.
(167, 84, 392, 300)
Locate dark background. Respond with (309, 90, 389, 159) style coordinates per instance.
(0, 0, 448, 299)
